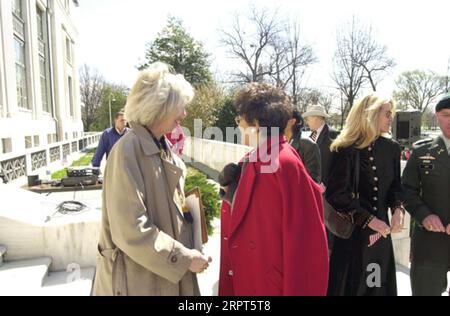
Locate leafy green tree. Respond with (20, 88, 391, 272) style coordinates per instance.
(138, 16, 212, 87)
(183, 83, 224, 134)
(90, 84, 129, 131)
(214, 94, 238, 141)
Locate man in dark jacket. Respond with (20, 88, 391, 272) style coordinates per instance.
(285, 109, 321, 183)
(303, 104, 339, 254)
(302, 105, 339, 188)
(402, 93, 450, 296)
(91, 111, 129, 168)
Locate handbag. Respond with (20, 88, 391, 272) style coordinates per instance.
(324, 149, 360, 239)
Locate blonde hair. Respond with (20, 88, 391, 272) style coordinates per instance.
(330, 94, 396, 152)
(125, 62, 194, 126)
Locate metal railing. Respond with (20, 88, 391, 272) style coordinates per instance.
(0, 133, 101, 183)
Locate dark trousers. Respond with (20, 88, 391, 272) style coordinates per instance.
(411, 264, 449, 296)
(326, 228, 334, 256)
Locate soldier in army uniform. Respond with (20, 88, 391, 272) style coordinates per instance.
(402, 93, 450, 296)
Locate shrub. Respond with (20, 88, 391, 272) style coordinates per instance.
(184, 168, 220, 236)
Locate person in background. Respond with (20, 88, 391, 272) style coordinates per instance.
(166, 124, 185, 156)
(91, 111, 129, 168)
(402, 93, 450, 296)
(284, 109, 322, 183)
(302, 104, 339, 187)
(326, 94, 405, 296)
(219, 82, 329, 296)
(404, 148, 411, 160)
(303, 105, 339, 252)
(93, 62, 211, 296)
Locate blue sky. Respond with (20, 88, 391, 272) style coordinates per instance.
(74, 0, 450, 97)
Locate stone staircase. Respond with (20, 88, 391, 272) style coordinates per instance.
(0, 245, 95, 296)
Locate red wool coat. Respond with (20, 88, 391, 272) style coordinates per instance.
(219, 136, 329, 296)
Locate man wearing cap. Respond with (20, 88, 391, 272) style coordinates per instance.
(402, 93, 450, 296)
(302, 105, 339, 187)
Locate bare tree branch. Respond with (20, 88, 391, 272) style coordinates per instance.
(394, 70, 446, 114)
(80, 64, 106, 132)
(220, 5, 316, 92)
(332, 17, 395, 111)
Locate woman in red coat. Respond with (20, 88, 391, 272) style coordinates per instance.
(218, 83, 329, 296)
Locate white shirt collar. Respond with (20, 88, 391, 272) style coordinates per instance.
(315, 123, 326, 140)
(115, 127, 126, 136)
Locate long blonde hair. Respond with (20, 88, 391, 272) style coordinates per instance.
(331, 94, 396, 152)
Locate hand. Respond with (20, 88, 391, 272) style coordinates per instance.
(390, 208, 404, 234)
(446, 224, 450, 236)
(188, 250, 212, 274)
(368, 217, 391, 238)
(422, 215, 446, 233)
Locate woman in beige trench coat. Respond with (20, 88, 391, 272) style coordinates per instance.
(92, 62, 211, 296)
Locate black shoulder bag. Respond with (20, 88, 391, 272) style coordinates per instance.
(324, 149, 360, 239)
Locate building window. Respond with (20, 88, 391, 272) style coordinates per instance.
(65, 133, 68, 140)
(37, 6, 51, 113)
(12, 0, 29, 109)
(47, 134, 52, 144)
(73, 132, 77, 139)
(65, 36, 72, 64)
(1, 138, 13, 154)
(64, 0, 71, 14)
(34, 135, 40, 147)
(25, 136, 32, 149)
(68, 76, 74, 117)
(12, 0, 22, 16)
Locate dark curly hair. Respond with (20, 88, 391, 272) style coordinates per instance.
(234, 82, 293, 136)
(292, 108, 304, 137)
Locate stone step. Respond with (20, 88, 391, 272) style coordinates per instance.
(0, 245, 6, 266)
(0, 257, 52, 296)
(39, 266, 95, 296)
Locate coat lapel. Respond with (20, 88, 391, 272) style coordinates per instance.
(161, 159, 186, 219)
(430, 137, 450, 168)
(229, 160, 256, 238)
(316, 124, 329, 147)
(229, 136, 284, 238)
(130, 122, 186, 219)
(130, 122, 160, 157)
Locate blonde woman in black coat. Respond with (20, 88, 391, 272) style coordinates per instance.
(326, 95, 405, 296)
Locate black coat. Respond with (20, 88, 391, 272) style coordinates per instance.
(325, 136, 403, 296)
(316, 124, 339, 187)
(402, 137, 450, 267)
(290, 132, 322, 183)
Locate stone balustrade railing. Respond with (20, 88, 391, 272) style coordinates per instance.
(0, 133, 102, 184)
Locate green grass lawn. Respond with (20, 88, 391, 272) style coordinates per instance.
(51, 148, 96, 180)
